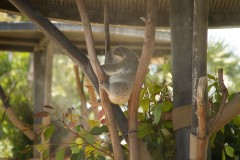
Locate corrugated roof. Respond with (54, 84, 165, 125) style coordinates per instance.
(1, 0, 240, 27)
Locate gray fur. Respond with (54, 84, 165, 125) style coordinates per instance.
(100, 47, 139, 104)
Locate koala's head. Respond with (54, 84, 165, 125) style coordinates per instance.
(111, 47, 129, 60)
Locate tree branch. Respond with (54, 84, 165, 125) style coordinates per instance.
(208, 68, 228, 136)
(128, 0, 157, 159)
(0, 85, 36, 140)
(73, 65, 90, 130)
(76, 1, 123, 159)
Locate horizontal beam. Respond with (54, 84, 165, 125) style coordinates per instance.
(0, 44, 33, 52)
(0, 37, 38, 46)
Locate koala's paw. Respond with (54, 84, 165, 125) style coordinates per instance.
(99, 82, 109, 93)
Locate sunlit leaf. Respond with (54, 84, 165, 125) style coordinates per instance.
(70, 143, 80, 154)
(36, 144, 48, 153)
(233, 116, 240, 126)
(43, 125, 54, 141)
(140, 98, 150, 113)
(208, 74, 216, 80)
(225, 145, 234, 157)
(75, 138, 83, 145)
(85, 146, 95, 155)
(88, 120, 99, 128)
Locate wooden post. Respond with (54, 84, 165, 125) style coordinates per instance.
(33, 48, 46, 157)
(41, 43, 53, 158)
(169, 0, 193, 159)
(190, 0, 208, 159)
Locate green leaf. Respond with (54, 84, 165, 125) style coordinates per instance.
(75, 125, 81, 132)
(85, 133, 95, 145)
(70, 143, 80, 154)
(85, 146, 95, 155)
(55, 148, 65, 160)
(88, 120, 99, 128)
(154, 104, 162, 124)
(43, 125, 54, 141)
(36, 144, 48, 153)
(208, 74, 216, 80)
(97, 155, 106, 160)
(152, 84, 161, 95)
(140, 98, 150, 113)
(222, 150, 226, 160)
(162, 121, 173, 129)
(71, 149, 85, 160)
(233, 115, 240, 126)
(90, 126, 108, 135)
(75, 138, 83, 146)
(161, 101, 173, 112)
(225, 145, 234, 157)
(138, 122, 154, 138)
(208, 82, 218, 92)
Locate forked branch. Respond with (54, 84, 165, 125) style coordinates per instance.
(76, 0, 123, 159)
(128, 0, 157, 159)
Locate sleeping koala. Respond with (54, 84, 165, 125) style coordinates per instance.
(100, 47, 139, 104)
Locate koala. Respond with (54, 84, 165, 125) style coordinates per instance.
(100, 47, 139, 104)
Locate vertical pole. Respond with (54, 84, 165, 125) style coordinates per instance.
(190, 0, 208, 159)
(41, 43, 53, 157)
(33, 48, 46, 158)
(169, 0, 193, 159)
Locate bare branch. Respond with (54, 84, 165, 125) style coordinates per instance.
(0, 85, 36, 140)
(76, 1, 123, 159)
(128, 0, 157, 159)
(73, 65, 90, 130)
(208, 68, 228, 136)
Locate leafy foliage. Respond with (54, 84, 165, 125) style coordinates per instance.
(208, 74, 240, 160)
(0, 52, 33, 159)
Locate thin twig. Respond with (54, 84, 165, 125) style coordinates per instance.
(73, 65, 90, 130)
(208, 68, 228, 137)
